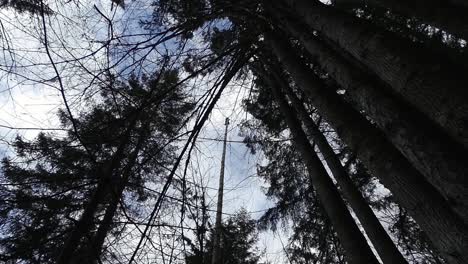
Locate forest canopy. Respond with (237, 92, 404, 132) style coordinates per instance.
(0, 0, 467, 263)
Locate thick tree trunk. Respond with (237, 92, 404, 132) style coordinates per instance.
(279, 77, 408, 264)
(260, 65, 380, 264)
(333, 0, 468, 40)
(265, 33, 468, 264)
(278, 0, 468, 149)
(270, 15, 468, 221)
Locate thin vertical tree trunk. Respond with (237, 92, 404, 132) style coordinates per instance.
(276, 73, 408, 264)
(265, 32, 468, 264)
(277, 0, 468, 149)
(333, 0, 468, 40)
(268, 15, 468, 221)
(211, 118, 229, 264)
(259, 64, 380, 264)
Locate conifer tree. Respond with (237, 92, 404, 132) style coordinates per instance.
(275, 0, 468, 149)
(266, 15, 468, 220)
(332, 0, 468, 40)
(185, 209, 261, 264)
(3, 0, 468, 263)
(0, 69, 194, 263)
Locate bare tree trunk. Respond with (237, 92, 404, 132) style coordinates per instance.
(277, 74, 408, 264)
(333, 0, 468, 40)
(277, 0, 468, 149)
(265, 32, 468, 264)
(269, 14, 468, 221)
(259, 64, 380, 264)
(211, 118, 229, 264)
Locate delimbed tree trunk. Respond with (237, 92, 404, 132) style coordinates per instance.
(265, 32, 468, 264)
(269, 15, 468, 221)
(333, 0, 468, 40)
(277, 75, 408, 264)
(260, 65, 380, 264)
(277, 0, 468, 149)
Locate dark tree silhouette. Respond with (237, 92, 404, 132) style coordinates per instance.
(0, 69, 194, 263)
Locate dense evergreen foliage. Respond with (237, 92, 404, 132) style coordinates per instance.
(0, 70, 194, 262)
(1, 0, 467, 263)
(185, 209, 261, 264)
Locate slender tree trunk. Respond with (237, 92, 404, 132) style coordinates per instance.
(277, 0, 468, 149)
(58, 115, 140, 264)
(269, 15, 468, 221)
(277, 76, 408, 264)
(87, 127, 149, 263)
(259, 64, 380, 264)
(265, 32, 468, 264)
(333, 0, 468, 40)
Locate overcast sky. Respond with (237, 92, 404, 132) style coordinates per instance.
(0, 1, 406, 263)
(0, 1, 289, 262)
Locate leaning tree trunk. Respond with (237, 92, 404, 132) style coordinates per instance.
(276, 0, 468, 149)
(264, 32, 468, 264)
(58, 115, 140, 264)
(277, 75, 408, 264)
(333, 0, 468, 40)
(86, 126, 149, 263)
(268, 15, 468, 221)
(258, 64, 380, 264)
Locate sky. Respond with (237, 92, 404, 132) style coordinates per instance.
(0, 1, 405, 263)
(0, 1, 411, 263)
(0, 1, 289, 263)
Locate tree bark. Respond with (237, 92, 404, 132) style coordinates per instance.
(269, 14, 468, 221)
(277, 0, 468, 149)
(259, 64, 380, 264)
(333, 0, 468, 40)
(265, 32, 468, 264)
(278, 76, 408, 264)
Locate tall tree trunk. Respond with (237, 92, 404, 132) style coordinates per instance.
(277, 75, 408, 264)
(276, 0, 468, 149)
(259, 64, 380, 264)
(87, 127, 148, 263)
(333, 0, 468, 40)
(269, 15, 468, 221)
(265, 32, 468, 264)
(58, 115, 140, 264)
